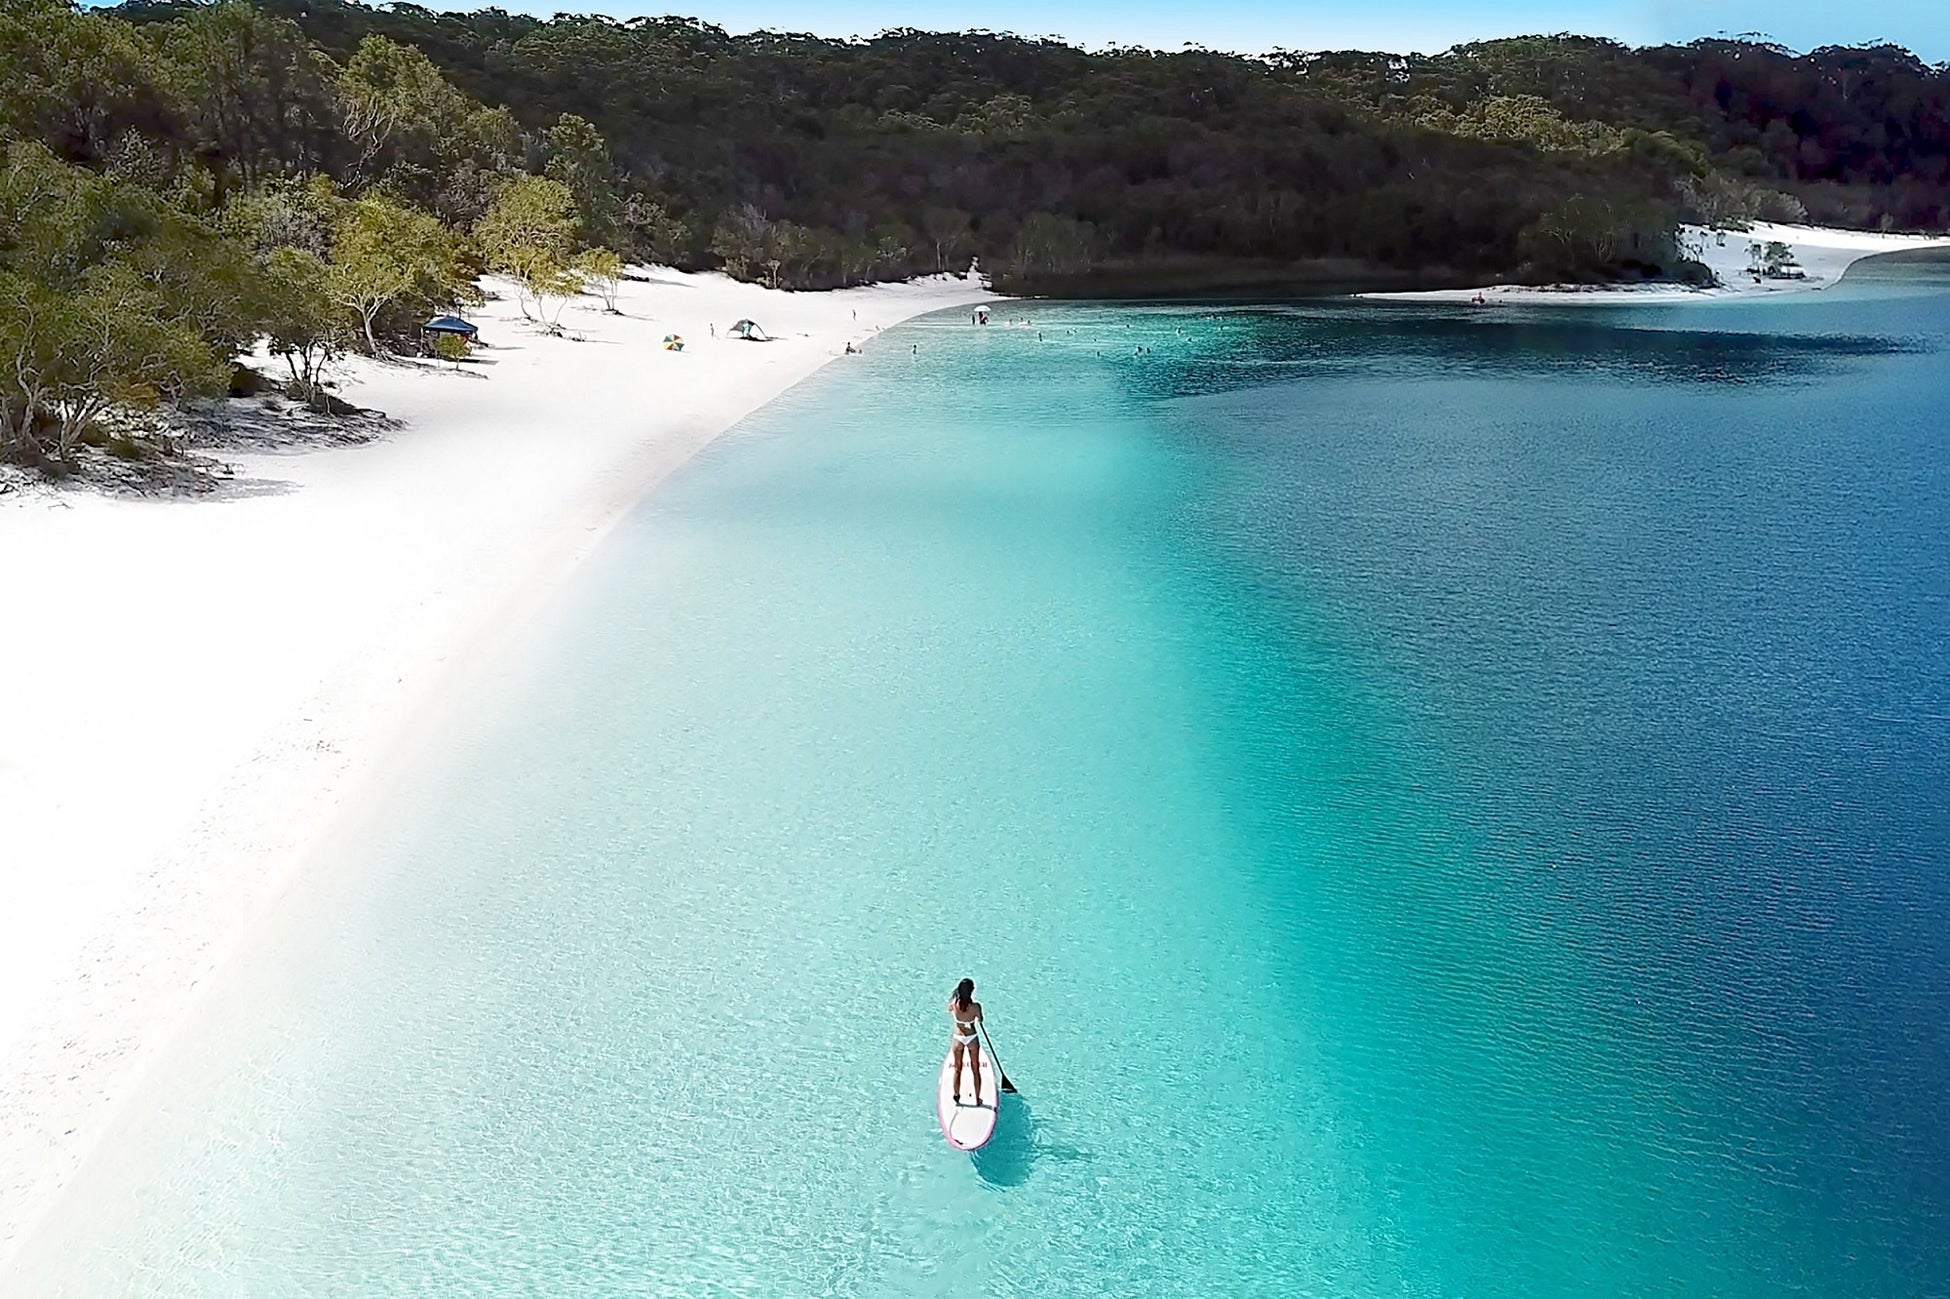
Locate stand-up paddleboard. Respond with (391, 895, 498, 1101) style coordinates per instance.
(936, 1046, 1000, 1151)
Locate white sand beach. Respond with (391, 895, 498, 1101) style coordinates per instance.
(0, 268, 991, 1263)
(1364, 222, 1950, 304)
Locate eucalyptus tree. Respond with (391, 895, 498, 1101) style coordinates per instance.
(154, 0, 342, 200)
(474, 174, 583, 330)
(0, 144, 235, 467)
(260, 246, 344, 402)
(573, 247, 624, 313)
(544, 113, 621, 251)
(328, 193, 463, 353)
(0, 0, 177, 168)
(336, 32, 519, 220)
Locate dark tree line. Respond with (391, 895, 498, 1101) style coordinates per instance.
(89, 2, 1947, 293)
(5, 0, 1949, 471)
(15, 1, 1950, 299)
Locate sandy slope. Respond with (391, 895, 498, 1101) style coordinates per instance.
(1362, 222, 1950, 304)
(0, 267, 991, 1264)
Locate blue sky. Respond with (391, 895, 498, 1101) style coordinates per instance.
(395, 1, 1950, 61)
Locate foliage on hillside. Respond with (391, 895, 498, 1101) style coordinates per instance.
(97, 2, 1948, 288)
(3, 0, 1948, 471)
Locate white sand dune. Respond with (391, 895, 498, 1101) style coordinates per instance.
(0, 267, 992, 1265)
(1363, 222, 1950, 304)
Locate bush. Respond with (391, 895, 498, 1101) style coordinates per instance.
(1673, 258, 1717, 287)
(229, 364, 272, 397)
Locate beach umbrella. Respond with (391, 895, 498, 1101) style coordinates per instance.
(663, 334, 685, 352)
(728, 319, 768, 341)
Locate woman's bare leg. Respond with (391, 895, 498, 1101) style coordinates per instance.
(951, 1041, 967, 1105)
(970, 1038, 984, 1107)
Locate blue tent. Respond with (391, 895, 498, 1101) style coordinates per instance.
(423, 315, 479, 338)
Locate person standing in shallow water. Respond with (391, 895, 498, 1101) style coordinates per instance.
(948, 977, 984, 1106)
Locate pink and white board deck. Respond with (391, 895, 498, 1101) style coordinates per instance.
(936, 1045, 1000, 1151)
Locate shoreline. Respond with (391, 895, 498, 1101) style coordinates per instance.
(0, 267, 992, 1267)
(1359, 222, 1950, 305)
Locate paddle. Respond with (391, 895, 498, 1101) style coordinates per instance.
(978, 1021, 1018, 1094)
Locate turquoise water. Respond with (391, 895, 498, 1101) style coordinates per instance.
(12, 283, 1950, 1296)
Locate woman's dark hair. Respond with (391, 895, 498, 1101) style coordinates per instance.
(952, 977, 975, 1011)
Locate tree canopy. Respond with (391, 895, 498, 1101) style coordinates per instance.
(4, 0, 1948, 471)
(14, 2, 1949, 299)
(116, 3, 1933, 292)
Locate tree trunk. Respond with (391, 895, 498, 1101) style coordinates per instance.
(3, 401, 31, 461)
(10, 392, 50, 463)
(56, 396, 103, 464)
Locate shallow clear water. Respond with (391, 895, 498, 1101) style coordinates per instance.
(13, 282, 1950, 1296)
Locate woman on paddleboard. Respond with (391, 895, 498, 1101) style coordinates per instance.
(948, 977, 984, 1107)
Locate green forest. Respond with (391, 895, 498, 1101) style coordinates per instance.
(4, 0, 1949, 470)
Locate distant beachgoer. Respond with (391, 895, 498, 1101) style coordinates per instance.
(948, 977, 984, 1107)
(710, 322, 716, 337)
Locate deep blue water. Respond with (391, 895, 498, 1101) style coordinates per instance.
(10, 277, 1950, 1296)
